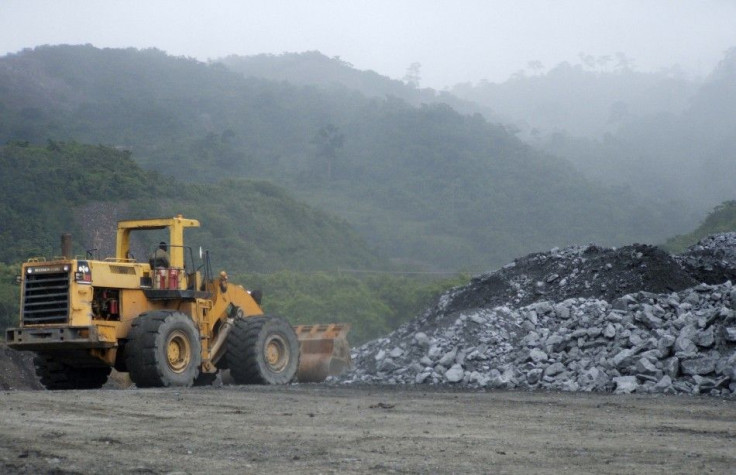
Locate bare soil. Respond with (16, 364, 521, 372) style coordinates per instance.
(1, 385, 734, 474)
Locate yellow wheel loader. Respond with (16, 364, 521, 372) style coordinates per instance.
(5, 215, 350, 389)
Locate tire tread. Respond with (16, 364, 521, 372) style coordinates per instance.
(126, 310, 201, 388)
(226, 315, 299, 385)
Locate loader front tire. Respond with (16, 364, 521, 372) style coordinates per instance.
(33, 354, 111, 390)
(226, 315, 299, 385)
(126, 311, 201, 388)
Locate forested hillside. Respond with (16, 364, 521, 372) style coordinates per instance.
(0, 45, 691, 270)
(0, 141, 379, 272)
(219, 51, 490, 118)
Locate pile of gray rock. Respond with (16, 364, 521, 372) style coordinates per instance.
(675, 232, 736, 285)
(337, 234, 736, 397)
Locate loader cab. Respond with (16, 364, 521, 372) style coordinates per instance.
(115, 215, 207, 295)
(116, 215, 199, 270)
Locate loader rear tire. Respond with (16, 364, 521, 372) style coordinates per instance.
(33, 354, 111, 390)
(226, 315, 299, 385)
(126, 311, 201, 388)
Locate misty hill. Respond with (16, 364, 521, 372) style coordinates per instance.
(0, 141, 379, 273)
(0, 45, 691, 270)
(218, 51, 490, 118)
(220, 51, 410, 98)
(536, 48, 736, 212)
(452, 58, 698, 138)
(450, 50, 736, 215)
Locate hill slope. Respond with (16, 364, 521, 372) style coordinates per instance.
(468, 50, 736, 213)
(0, 142, 472, 343)
(218, 51, 489, 117)
(451, 60, 698, 139)
(0, 141, 380, 273)
(0, 45, 691, 270)
(663, 201, 736, 253)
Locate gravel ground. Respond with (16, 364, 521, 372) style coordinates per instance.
(1, 385, 735, 474)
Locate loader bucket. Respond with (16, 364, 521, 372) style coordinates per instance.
(293, 323, 352, 383)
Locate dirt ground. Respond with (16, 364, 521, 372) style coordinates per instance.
(1, 385, 734, 474)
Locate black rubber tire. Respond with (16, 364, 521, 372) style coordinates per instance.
(126, 310, 201, 388)
(193, 371, 218, 386)
(226, 315, 299, 385)
(33, 354, 111, 390)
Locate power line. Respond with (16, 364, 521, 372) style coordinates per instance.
(239, 268, 478, 277)
(337, 268, 473, 276)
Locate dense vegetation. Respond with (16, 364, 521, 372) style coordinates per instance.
(0, 142, 378, 272)
(663, 201, 736, 253)
(0, 263, 19, 333)
(236, 271, 468, 345)
(0, 45, 691, 271)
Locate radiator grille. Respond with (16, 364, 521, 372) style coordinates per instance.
(22, 271, 70, 324)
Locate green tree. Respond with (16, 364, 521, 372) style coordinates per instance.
(403, 62, 422, 88)
(663, 200, 736, 252)
(311, 124, 344, 181)
(0, 263, 20, 333)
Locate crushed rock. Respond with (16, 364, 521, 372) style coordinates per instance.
(675, 232, 736, 285)
(337, 236, 736, 397)
(0, 343, 42, 390)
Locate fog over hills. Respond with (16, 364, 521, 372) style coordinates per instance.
(0, 45, 698, 271)
(2, 2, 734, 231)
(529, 49, 736, 212)
(3, 1, 735, 89)
(220, 47, 736, 219)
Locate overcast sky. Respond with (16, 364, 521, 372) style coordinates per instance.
(2, 1, 736, 89)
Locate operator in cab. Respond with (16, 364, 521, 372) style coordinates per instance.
(150, 241, 170, 268)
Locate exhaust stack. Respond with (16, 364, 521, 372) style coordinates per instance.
(61, 233, 72, 259)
